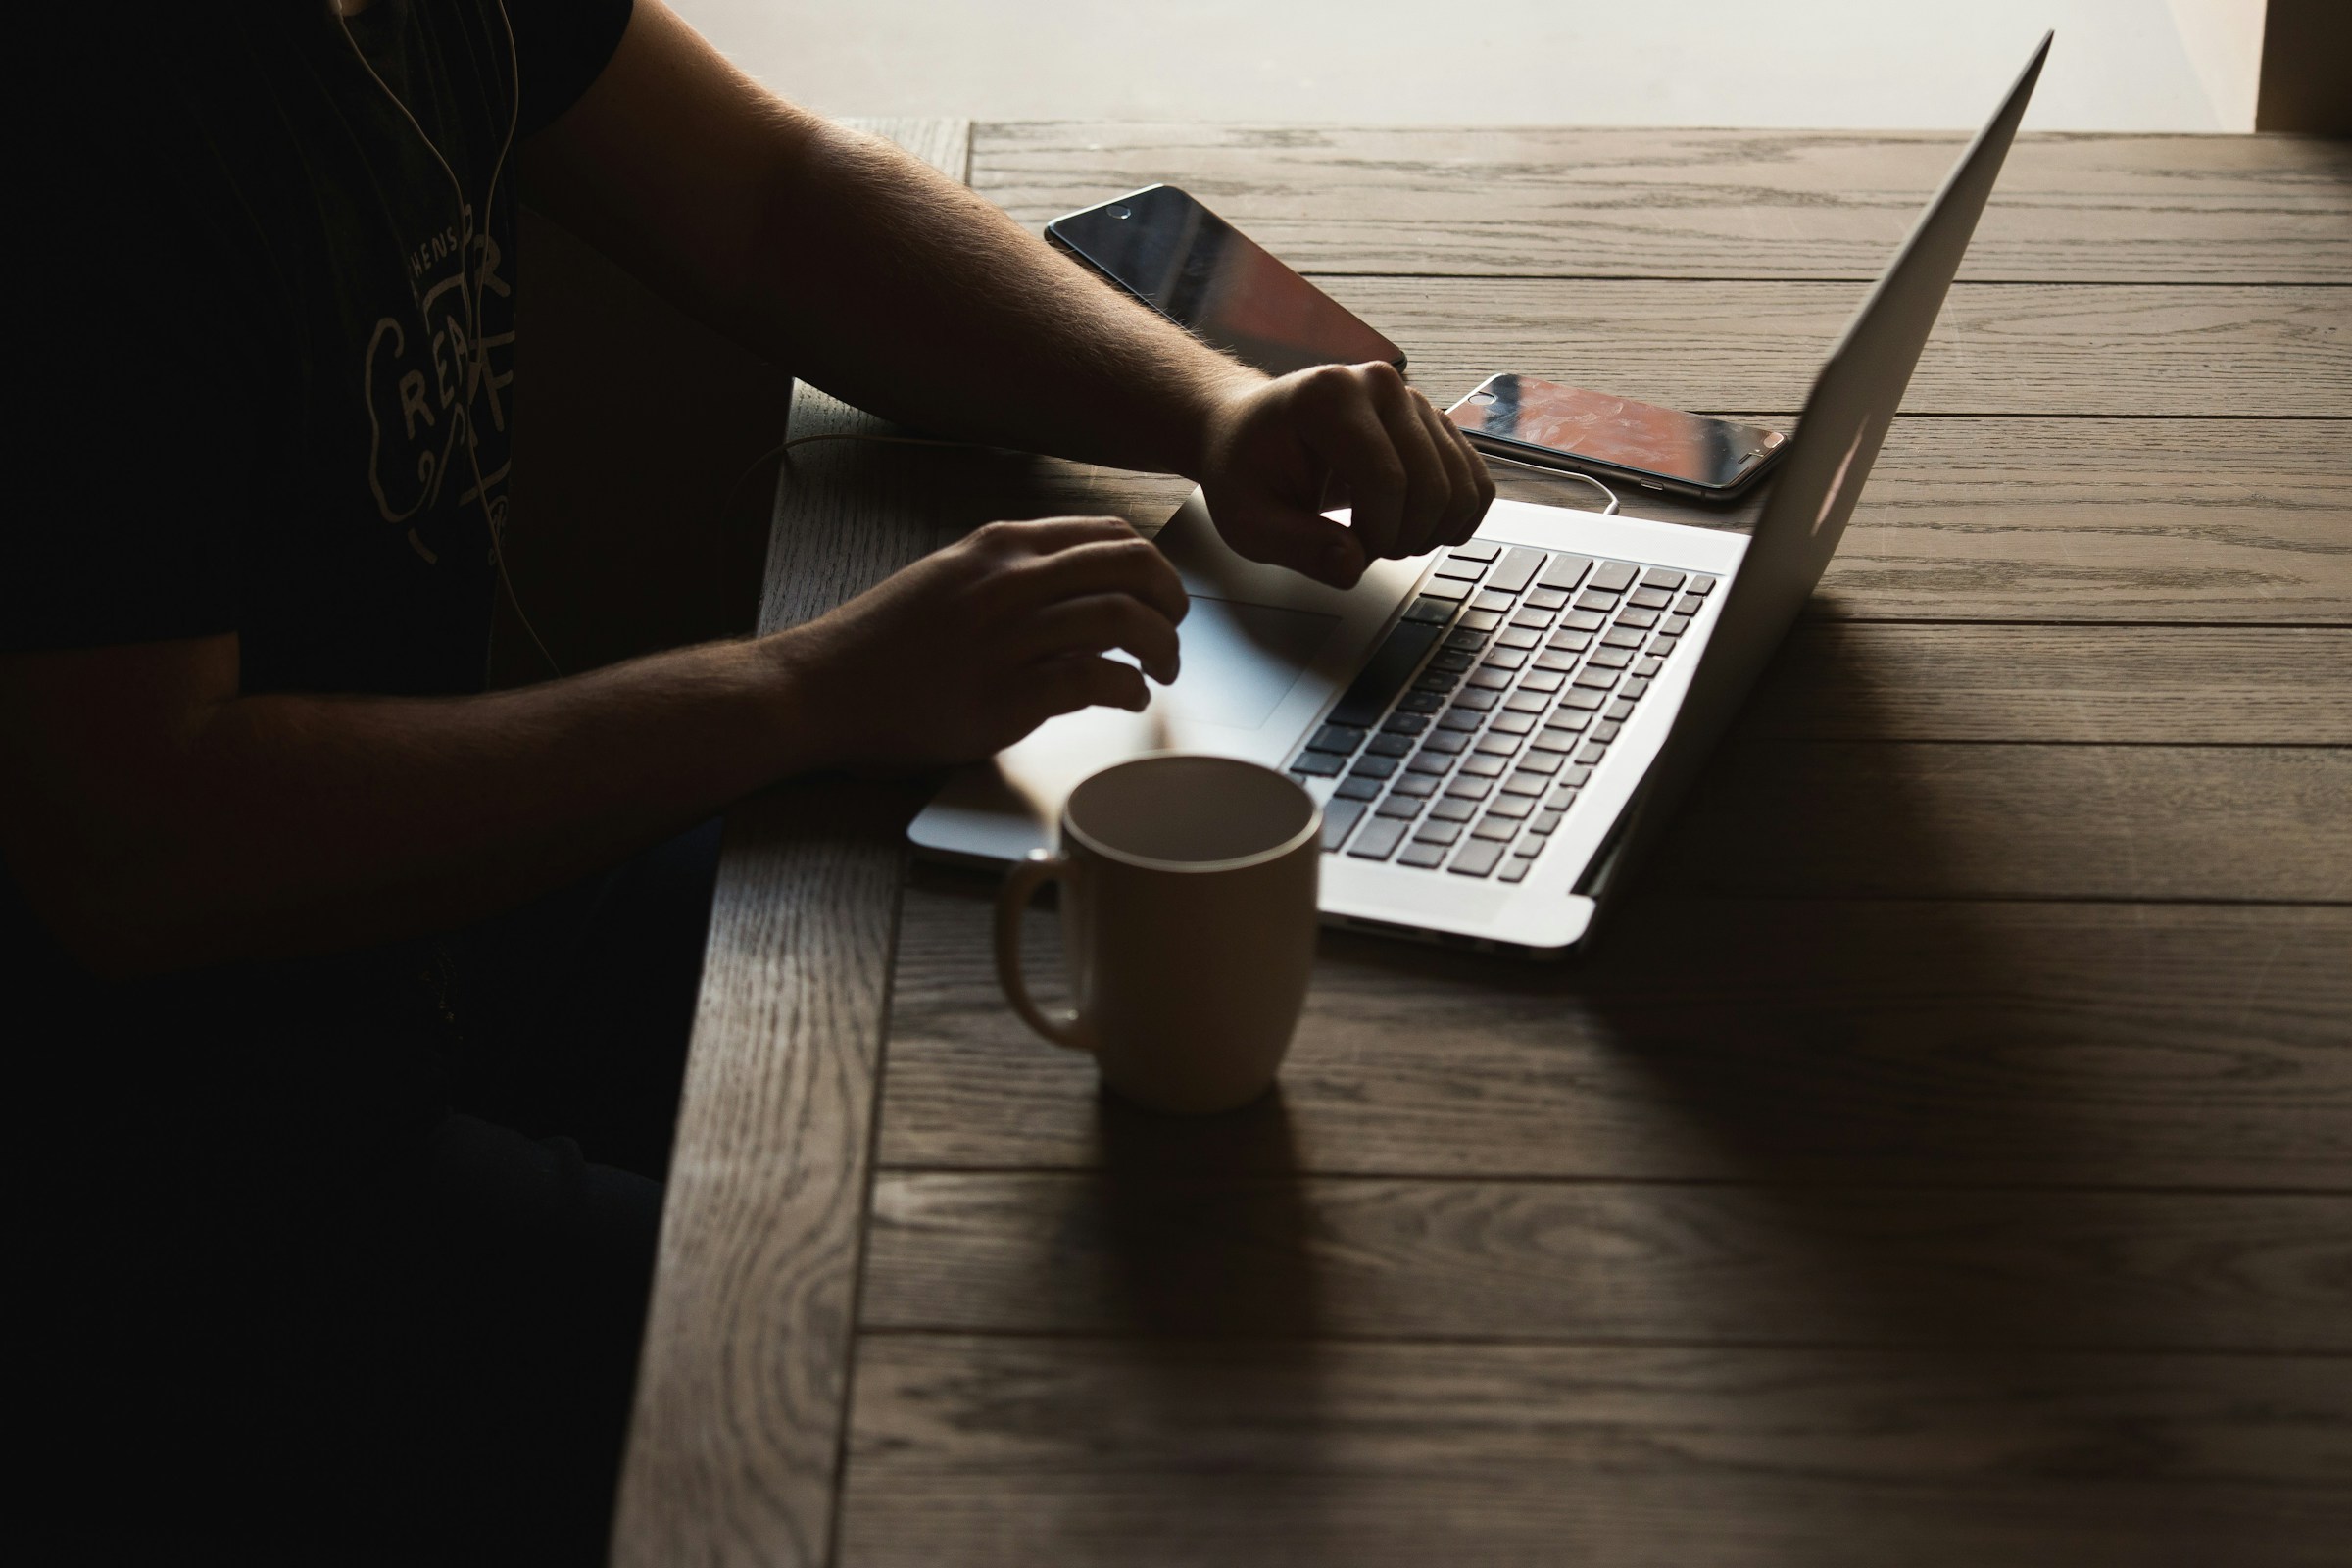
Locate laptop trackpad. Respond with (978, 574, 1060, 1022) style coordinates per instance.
(1170, 596, 1341, 729)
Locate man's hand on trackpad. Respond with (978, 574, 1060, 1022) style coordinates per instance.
(1194, 362, 1496, 591)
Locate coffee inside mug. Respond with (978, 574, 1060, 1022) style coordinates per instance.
(1063, 754, 1319, 870)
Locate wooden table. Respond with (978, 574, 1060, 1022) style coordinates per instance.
(613, 122, 2352, 1567)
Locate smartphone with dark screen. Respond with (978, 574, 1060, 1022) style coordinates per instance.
(1047, 184, 1404, 378)
(1446, 374, 1788, 501)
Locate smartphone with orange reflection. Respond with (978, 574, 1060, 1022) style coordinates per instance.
(1446, 374, 1788, 502)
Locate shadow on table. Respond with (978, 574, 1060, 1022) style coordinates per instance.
(1079, 1087, 1340, 1533)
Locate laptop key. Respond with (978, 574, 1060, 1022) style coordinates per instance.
(1466, 668, 1513, 692)
(1457, 609, 1505, 632)
(1321, 798, 1367, 849)
(1688, 573, 1717, 594)
(1635, 657, 1663, 679)
(1509, 608, 1554, 631)
(1620, 676, 1651, 699)
(1414, 576, 1470, 603)
(1429, 650, 1475, 673)
(1401, 596, 1457, 625)
(1422, 729, 1470, 754)
(1335, 776, 1383, 802)
(1382, 711, 1430, 735)
(1537, 553, 1595, 592)
(1576, 743, 1609, 765)
(1502, 691, 1549, 715)
(1560, 609, 1607, 632)
(1348, 816, 1409, 860)
(1615, 607, 1660, 629)
(1534, 648, 1580, 673)
(1474, 732, 1522, 758)
(1448, 839, 1507, 877)
(1429, 797, 1479, 823)
(1518, 671, 1565, 694)
(1642, 568, 1686, 591)
(1589, 720, 1623, 744)
(1590, 561, 1639, 593)
(1496, 627, 1544, 651)
(1571, 668, 1618, 691)
(1588, 647, 1632, 670)
(1406, 752, 1452, 776)
(1461, 755, 1508, 779)
(1432, 556, 1487, 581)
(1308, 724, 1367, 754)
(1529, 808, 1566, 835)
(1486, 546, 1545, 594)
(1501, 770, 1549, 797)
(1391, 773, 1438, 797)
(1328, 618, 1446, 728)
(1292, 752, 1344, 778)
(1546, 784, 1583, 811)
(1366, 732, 1415, 757)
(1675, 593, 1707, 616)
(1627, 585, 1674, 610)
(1396, 691, 1446, 714)
(1444, 627, 1489, 652)
(1413, 820, 1465, 847)
(1470, 589, 1517, 614)
(1375, 794, 1425, 819)
(1525, 586, 1573, 611)
(1496, 857, 1535, 884)
(1606, 698, 1637, 722)
(1438, 706, 1484, 731)
(1396, 842, 1447, 869)
(1488, 711, 1538, 736)
(1516, 751, 1562, 776)
(1575, 589, 1620, 612)
(1447, 541, 1501, 564)
(1350, 756, 1400, 780)
(1444, 776, 1494, 802)
(1452, 688, 1499, 711)
(1485, 795, 1534, 820)
(1599, 626, 1645, 650)
(1471, 816, 1518, 842)
(1663, 613, 1693, 637)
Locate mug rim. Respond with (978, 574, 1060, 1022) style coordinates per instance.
(1062, 753, 1323, 875)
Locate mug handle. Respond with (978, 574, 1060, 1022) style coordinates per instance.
(995, 849, 1094, 1054)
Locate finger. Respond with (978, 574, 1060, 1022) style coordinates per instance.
(1369, 382, 1456, 561)
(966, 514, 1138, 560)
(1003, 534, 1190, 626)
(1414, 392, 1493, 550)
(1013, 592, 1182, 684)
(1212, 494, 1367, 589)
(1298, 365, 1411, 563)
(1019, 652, 1152, 726)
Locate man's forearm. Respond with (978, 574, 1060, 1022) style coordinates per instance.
(719, 122, 1263, 476)
(37, 635, 818, 975)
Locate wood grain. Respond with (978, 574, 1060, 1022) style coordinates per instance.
(1652, 741, 2350, 901)
(861, 1172, 2351, 1350)
(1328, 278, 2352, 418)
(1732, 626, 2352, 743)
(610, 119, 970, 1568)
(879, 887, 2352, 1187)
(838, 1337, 2352, 1568)
(975, 123, 2352, 284)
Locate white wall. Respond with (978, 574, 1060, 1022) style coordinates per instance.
(671, 0, 2227, 130)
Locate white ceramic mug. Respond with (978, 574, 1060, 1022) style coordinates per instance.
(995, 754, 1322, 1114)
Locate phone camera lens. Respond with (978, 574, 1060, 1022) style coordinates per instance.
(1107, 204, 1132, 220)
(1468, 390, 1496, 406)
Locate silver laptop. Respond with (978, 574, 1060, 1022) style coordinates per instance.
(912, 35, 2050, 957)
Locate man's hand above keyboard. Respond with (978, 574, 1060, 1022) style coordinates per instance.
(1194, 361, 1496, 592)
(780, 515, 1190, 775)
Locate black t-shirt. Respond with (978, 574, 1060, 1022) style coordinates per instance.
(7, 1, 630, 1260)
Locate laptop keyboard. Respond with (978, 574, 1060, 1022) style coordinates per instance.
(1289, 543, 1714, 883)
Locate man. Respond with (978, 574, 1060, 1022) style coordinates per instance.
(6, 1, 1491, 1558)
